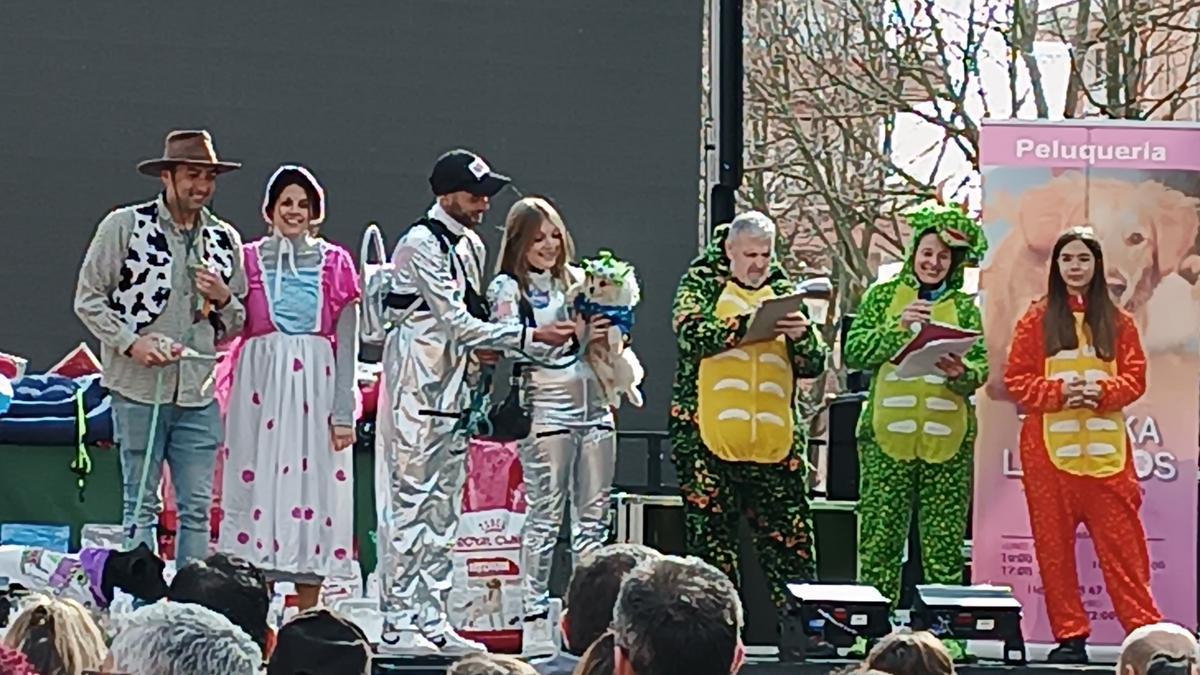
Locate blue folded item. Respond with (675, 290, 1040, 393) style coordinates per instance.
(0, 373, 113, 446)
(1, 523, 72, 552)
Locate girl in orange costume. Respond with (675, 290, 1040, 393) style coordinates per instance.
(1004, 227, 1162, 664)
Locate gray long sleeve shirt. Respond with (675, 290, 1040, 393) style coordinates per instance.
(74, 194, 247, 407)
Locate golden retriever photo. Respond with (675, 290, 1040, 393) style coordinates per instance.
(981, 170, 1200, 399)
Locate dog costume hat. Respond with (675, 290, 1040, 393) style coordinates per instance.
(575, 249, 645, 408)
(844, 201, 989, 606)
(668, 220, 828, 607)
(1003, 234, 1161, 644)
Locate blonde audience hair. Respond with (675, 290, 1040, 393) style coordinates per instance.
(496, 196, 576, 295)
(2, 595, 108, 675)
(447, 653, 537, 675)
(1118, 623, 1200, 675)
(865, 630, 955, 675)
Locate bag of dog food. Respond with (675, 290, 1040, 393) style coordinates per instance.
(449, 438, 527, 653)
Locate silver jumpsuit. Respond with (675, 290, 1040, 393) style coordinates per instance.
(375, 204, 539, 638)
(487, 267, 617, 620)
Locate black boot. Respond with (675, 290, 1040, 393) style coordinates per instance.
(1047, 637, 1088, 664)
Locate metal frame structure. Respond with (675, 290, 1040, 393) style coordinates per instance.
(703, 0, 743, 247)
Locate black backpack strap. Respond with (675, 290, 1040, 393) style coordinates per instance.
(407, 218, 457, 280)
(386, 217, 491, 320)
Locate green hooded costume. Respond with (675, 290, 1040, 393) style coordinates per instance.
(843, 202, 989, 607)
(669, 220, 828, 606)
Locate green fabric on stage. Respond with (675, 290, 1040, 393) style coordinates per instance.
(0, 444, 379, 575)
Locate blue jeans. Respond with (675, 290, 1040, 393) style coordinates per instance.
(111, 394, 221, 568)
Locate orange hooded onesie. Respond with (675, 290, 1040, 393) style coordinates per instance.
(1004, 295, 1161, 641)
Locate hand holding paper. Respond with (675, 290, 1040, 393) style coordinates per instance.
(900, 300, 933, 330)
(773, 311, 809, 340)
(890, 322, 981, 379)
(936, 353, 966, 378)
(739, 293, 806, 345)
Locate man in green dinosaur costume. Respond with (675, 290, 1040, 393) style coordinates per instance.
(669, 211, 828, 609)
(843, 201, 988, 625)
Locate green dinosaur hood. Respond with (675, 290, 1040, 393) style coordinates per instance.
(895, 200, 987, 292)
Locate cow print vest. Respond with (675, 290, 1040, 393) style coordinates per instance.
(108, 200, 237, 332)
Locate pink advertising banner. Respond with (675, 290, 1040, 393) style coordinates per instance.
(974, 119, 1200, 646)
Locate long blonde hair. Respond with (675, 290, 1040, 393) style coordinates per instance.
(3, 595, 108, 675)
(496, 196, 576, 295)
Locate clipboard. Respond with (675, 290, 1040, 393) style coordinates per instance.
(739, 292, 806, 345)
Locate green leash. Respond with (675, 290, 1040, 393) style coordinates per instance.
(69, 390, 91, 502)
(126, 352, 216, 544)
(452, 323, 596, 441)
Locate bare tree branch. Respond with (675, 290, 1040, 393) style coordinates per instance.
(731, 0, 1200, 391)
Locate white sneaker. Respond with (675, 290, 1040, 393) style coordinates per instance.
(521, 616, 558, 659)
(377, 629, 442, 656)
(427, 627, 487, 656)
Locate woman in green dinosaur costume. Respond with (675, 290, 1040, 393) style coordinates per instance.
(844, 202, 988, 614)
(669, 211, 828, 608)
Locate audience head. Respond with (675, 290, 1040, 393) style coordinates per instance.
(564, 544, 662, 656)
(0, 645, 39, 675)
(105, 601, 261, 675)
(831, 668, 891, 675)
(167, 552, 271, 655)
(2, 595, 107, 675)
(611, 555, 745, 675)
(864, 630, 954, 675)
(447, 653, 536, 675)
(267, 609, 372, 675)
(575, 632, 617, 675)
(1118, 623, 1200, 675)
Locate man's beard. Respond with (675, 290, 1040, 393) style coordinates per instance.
(445, 204, 482, 228)
(740, 269, 768, 288)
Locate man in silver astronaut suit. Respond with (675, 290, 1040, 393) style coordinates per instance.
(375, 149, 576, 656)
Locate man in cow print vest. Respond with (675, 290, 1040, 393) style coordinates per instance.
(74, 129, 248, 568)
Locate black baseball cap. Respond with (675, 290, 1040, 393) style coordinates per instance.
(429, 149, 511, 197)
(266, 609, 371, 675)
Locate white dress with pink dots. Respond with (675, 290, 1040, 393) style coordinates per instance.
(216, 234, 360, 581)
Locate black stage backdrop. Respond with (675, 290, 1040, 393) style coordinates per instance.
(0, 0, 702, 435)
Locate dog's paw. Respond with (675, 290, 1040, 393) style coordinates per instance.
(1184, 255, 1200, 287)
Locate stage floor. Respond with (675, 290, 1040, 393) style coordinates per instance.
(372, 656, 1113, 674)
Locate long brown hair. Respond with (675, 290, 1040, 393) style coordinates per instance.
(496, 196, 576, 295)
(1044, 227, 1117, 360)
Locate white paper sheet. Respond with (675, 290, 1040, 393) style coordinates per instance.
(893, 336, 980, 379)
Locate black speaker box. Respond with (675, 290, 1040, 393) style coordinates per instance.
(827, 393, 865, 501)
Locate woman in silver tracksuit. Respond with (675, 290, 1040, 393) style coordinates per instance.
(487, 197, 616, 657)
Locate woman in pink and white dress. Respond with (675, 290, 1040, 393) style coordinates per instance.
(217, 165, 360, 610)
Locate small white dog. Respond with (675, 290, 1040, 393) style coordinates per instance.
(576, 250, 645, 409)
